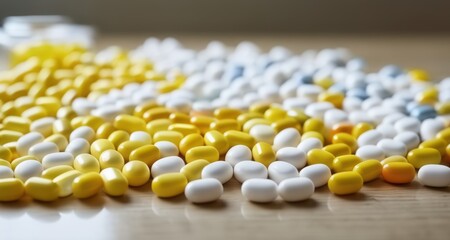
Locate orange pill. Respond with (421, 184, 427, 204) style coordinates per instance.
(329, 122, 353, 141)
(381, 162, 416, 184)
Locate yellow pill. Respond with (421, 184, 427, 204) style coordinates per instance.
(42, 165, 74, 179)
(264, 107, 287, 122)
(323, 143, 352, 157)
(0, 130, 23, 145)
(436, 128, 450, 144)
(11, 155, 37, 169)
(90, 139, 116, 159)
(2, 116, 30, 134)
(287, 109, 310, 125)
(108, 130, 130, 148)
(407, 148, 441, 168)
(353, 160, 382, 182)
(24, 177, 59, 202)
(14, 96, 34, 112)
(243, 118, 271, 132)
(180, 159, 210, 182)
(0, 145, 12, 162)
(333, 155, 362, 172)
(0, 159, 11, 168)
(0, 178, 25, 201)
(72, 172, 104, 199)
(100, 167, 128, 196)
(45, 134, 68, 151)
(142, 107, 171, 122)
(114, 114, 146, 133)
(122, 161, 150, 187)
(56, 106, 77, 120)
(271, 117, 301, 132)
(73, 153, 100, 173)
(53, 170, 82, 197)
(185, 146, 219, 163)
(318, 92, 344, 108)
(190, 116, 215, 134)
(179, 133, 204, 156)
(153, 130, 184, 146)
(252, 142, 276, 167)
(332, 133, 357, 153)
(352, 122, 374, 139)
(380, 156, 408, 165)
(329, 123, 354, 140)
(99, 150, 125, 170)
(168, 123, 200, 136)
(301, 131, 325, 144)
(81, 116, 104, 130)
(436, 102, 450, 115)
(151, 172, 187, 198)
(70, 116, 84, 129)
(224, 130, 255, 149)
(21, 106, 48, 121)
(204, 130, 230, 155)
(237, 112, 264, 127)
(419, 138, 447, 157)
(409, 69, 429, 81)
(96, 122, 117, 139)
(53, 118, 72, 138)
(249, 103, 271, 114)
(35, 96, 61, 116)
(210, 119, 240, 133)
(169, 112, 190, 123)
(214, 108, 242, 120)
(2, 101, 18, 116)
(328, 171, 363, 195)
(303, 118, 324, 134)
(134, 101, 159, 118)
(314, 77, 334, 89)
(415, 87, 438, 105)
(146, 119, 172, 136)
(307, 149, 335, 168)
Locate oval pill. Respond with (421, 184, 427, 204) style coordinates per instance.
(152, 172, 187, 198)
(185, 178, 223, 203)
(72, 172, 104, 198)
(241, 179, 278, 203)
(225, 145, 252, 167)
(14, 160, 43, 182)
(278, 177, 314, 202)
(24, 177, 59, 201)
(201, 161, 233, 184)
(0, 178, 25, 201)
(185, 146, 219, 163)
(53, 170, 82, 197)
(42, 152, 74, 169)
(417, 164, 450, 187)
(382, 162, 416, 184)
(73, 153, 100, 173)
(275, 147, 306, 169)
(299, 164, 332, 187)
(268, 161, 298, 184)
(233, 161, 268, 183)
(151, 156, 185, 178)
(252, 142, 276, 167)
(407, 148, 441, 169)
(100, 168, 128, 196)
(122, 161, 150, 187)
(42, 165, 74, 179)
(180, 159, 210, 182)
(353, 159, 382, 182)
(328, 171, 363, 195)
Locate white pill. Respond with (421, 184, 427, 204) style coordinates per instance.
(278, 177, 314, 202)
(304, 102, 334, 119)
(130, 131, 152, 143)
(297, 138, 323, 154)
(418, 165, 450, 187)
(357, 130, 383, 146)
(241, 179, 278, 203)
(16, 132, 45, 156)
(30, 117, 55, 137)
(420, 119, 446, 141)
(323, 109, 348, 129)
(225, 145, 252, 167)
(268, 161, 299, 184)
(249, 124, 276, 144)
(154, 141, 179, 158)
(276, 147, 306, 169)
(28, 141, 59, 161)
(356, 145, 385, 160)
(151, 156, 185, 177)
(42, 152, 74, 169)
(70, 126, 96, 143)
(376, 124, 397, 139)
(393, 131, 420, 150)
(185, 178, 223, 203)
(234, 161, 268, 183)
(0, 166, 14, 179)
(395, 117, 421, 133)
(14, 160, 43, 182)
(273, 128, 301, 151)
(201, 161, 233, 184)
(376, 139, 407, 157)
(298, 164, 331, 187)
(382, 112, 406, 125)
(65, 138, 90, 157)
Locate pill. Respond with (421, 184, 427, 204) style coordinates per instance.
(417, 164, 450, 187)
(129, 131, 153, 144)
(224, 130, 255, 149)
(332, 133, 357, 153)
(99, 149, 125, 170)
(185, 178, 223, 203)
(185, 146, 219, 163)
(252, 142, 276, 167)
(45, 134, 69, 151)
(328, 172, 363, 195)
(241, 178, 278, 203)
(419, 138, 447, 157)
(323, 143, 352, 157)
(382, 162, 415, 184)
(114, 114, 147, 133)
(28, 141, 59, 161)
(30, 117, 55, 137)
(394, 117, 420, 133)
(154, 141, 179, 158)
(353, 160, 382, 182)
(14, 160, 43, 182)
(393, 131, 420, 151)
(53, 170, 82, 197)
(380, 155, 408, 165)
(100, 167, 128, 196)
(0, 178, 25, 201)
(42, 152, 74, 169)
(129, 145, 160, 166)
(355, 145, 385, 161)
(307, 149, 334, 168)
(204, 130, 229, 155)
(151, 172, 187, 198)
(407, 148, 441, 168)
(273, 128, 301, 151)
(90, 139, 115, 159)
(16, 132, 45, 156)
(122, 161, 150, 186)
(24, 177, 59, 201)
(357, 130, 383, 146)
(181, 159, 210, 182)
(72, 172, 104, 198)
(42, 165, 74, 179)
(108, 130, 130, 148)
(278, 177, 314, 202)
(65, 138, 90, 157)
(333, 155, 362, 172)
(73, 153, 100, 173)
(179, 133, 204, 156)
(151, 156, 185, 177)
(225, 145, 252, 167)
(234, 161, 268, 183)
(0, 166, 14, 179)
(297, 138, 323, 154)
(249, 124, 276, 144)
(275, 147, 306, 169)
(70, 126, 96, 143)
(201, 161, 233, 184)
(376, 139, 407, 157)
(267, 161, 298, 184)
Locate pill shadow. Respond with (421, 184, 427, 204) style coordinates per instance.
(422, 186, 450, 193)
(284, 198, 319, 209)
(190, 199, 227, 210)
(245, 200, 285, 210)
(129, 182, 152, 193)
(108, 194, 131, 204)
(334, 192, 368, 201)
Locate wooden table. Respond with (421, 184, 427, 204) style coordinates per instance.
(1, 34, 450, 240)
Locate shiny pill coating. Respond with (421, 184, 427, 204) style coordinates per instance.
(100, 168, 128, 196)
(417, 164, 450, 187)
(72, 172, 104, 199)
(382, 162, 416, 184)
(278, 177, 314, 202)
(152, 172, 188, 198)
(185, 146, 219, 163)
(407, 148, 441, 169)
(201, 161, 233, 184)
(180, 159, 210, 182)
(24, 177, 59, 202)
(328, 171, 363, 195)
(122, 161, 150, 187)
(353, 160, 382, 182)
(0, 178, 25, 201)
(241, 179, 278, 203)
(184, 178, 223, 203)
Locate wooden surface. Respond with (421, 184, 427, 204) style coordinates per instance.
(1, 34, 450, 240)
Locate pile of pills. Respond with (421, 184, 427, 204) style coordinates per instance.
(0, 38, 450, 204)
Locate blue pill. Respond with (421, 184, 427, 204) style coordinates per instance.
(410, 105, 437, 121)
